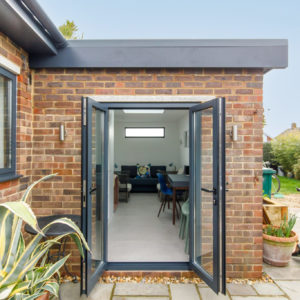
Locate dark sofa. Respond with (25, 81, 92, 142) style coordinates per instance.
(121, 165, 166, 193)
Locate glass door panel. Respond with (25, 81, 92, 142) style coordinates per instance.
(90, 107, 104, 271)
(81, 97, 108, 295)
(190, 98, 226, 294)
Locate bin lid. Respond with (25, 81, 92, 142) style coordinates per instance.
(263, 168, 276, 174)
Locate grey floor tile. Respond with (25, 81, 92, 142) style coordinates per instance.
(198, 287, 230, 300)
(108, 193, 189, 262)
(253, 282, 284, 296)
(227, 283, 256, 296)
(170, 284, 199, 300)
(275, 280, 300, 300)
(114, 283, 169, 296)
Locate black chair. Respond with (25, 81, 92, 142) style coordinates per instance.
(118, 172, 132, 202)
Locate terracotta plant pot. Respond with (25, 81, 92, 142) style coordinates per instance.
(263, 225, 298, 267)
(36, 291, 49, 300)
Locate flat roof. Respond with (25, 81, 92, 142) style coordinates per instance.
(30, 39, 288, 71)
(0, 1, 288, 71)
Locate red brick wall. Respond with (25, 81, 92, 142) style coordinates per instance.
(31, 68, 264, 278)
(0, 33, 32, 203)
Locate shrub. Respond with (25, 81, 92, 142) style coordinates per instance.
(293, 159, 300, 180)
(271, 132, 300, 174)
(263, 142, 278, 168)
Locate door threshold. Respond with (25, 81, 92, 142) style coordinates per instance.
(106, 262, 190, 270)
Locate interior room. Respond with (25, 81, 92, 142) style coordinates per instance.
(107, 109, 190, 262)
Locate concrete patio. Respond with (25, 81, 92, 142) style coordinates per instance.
(60, 206, 300, 299)
(60, 261, 300, 300)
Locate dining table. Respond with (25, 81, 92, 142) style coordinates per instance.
(167, 174, 189, 225)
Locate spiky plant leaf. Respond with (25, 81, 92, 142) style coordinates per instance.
(43, 282, 59, 298)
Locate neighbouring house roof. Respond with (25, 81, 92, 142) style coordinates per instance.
(263, 132, 273, 142)
(0, 0, 288, 71)
(276, 123, 300, 138)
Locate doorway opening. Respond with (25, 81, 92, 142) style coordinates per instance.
(108, 109, 190, 262)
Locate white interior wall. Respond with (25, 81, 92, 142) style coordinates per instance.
(178, 114, 189, 169)
(114, 120, 181, 170)
(108, 110, 114, 222)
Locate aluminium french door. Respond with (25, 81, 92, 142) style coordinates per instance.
(189, 98, 226, 294)
(81, 97, 108, 295)
(80, 97, 226, 295)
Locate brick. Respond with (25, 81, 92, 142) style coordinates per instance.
(0, 39, 265, 281)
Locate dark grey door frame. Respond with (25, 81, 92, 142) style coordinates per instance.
(189, 98, 226, 294)
(81, 97, 109, 295)
(81, 97, 226, 295)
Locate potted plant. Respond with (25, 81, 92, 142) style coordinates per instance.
(0, 174, 90, 300)
(263, 214, 298, 266)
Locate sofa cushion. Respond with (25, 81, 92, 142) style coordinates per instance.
(150, 165, 166, 178)
(137, 163, 151, 178)
(121, 165, 137, 178)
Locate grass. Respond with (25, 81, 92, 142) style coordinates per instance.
(272, 175, 300, 195)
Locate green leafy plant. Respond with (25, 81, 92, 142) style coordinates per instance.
(59, 20, 83, 40)
(293, 158, 300, 180)
(271, 132, 300, 174)
(263, 214, 297, 238)
(0, 174, 90, 300)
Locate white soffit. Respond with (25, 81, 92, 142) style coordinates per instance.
(91, 95, 216, 103)
(0, 54, 21, 74)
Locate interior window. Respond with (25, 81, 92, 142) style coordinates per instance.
(125, 127, 165, 138)
(0, 67, 16, 181)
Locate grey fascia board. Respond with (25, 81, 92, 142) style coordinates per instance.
(29, 39, 288, 69)
(0, 0, 57, 55)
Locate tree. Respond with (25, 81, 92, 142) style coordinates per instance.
(59, 20, 82, 40)
(271, 132, 300, 174)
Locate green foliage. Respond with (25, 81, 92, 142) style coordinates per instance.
(59, 20, 82, 40)
(263, 214, 297, 238)
(271, 132, 300, 173)
(0, 174, 90, 300)
(293, 159, 300, 180)
(263, 142, 276, 164)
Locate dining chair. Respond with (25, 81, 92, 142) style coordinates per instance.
(179, 199, 190, 254)
(118, 171, 132, 202)
(157, 173, 180, 218)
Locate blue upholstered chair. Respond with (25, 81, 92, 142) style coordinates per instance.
(157, 173, 181, 218)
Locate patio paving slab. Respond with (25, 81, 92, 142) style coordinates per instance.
(113, 297, 168, 300)
(170, 284, 199, 300)
(198, 287, 230, 300)
(227, 283, 257, 296)
(114, 283, 169, 296)
(231, 297, 288, 300)
(88, 283, 114, 300)
(275, 281, 300, 300)
(60, 282, 114, 300)
(263, 260, 300, 280)
(253, 282, 284, 296)
(60, 282, 82, 300)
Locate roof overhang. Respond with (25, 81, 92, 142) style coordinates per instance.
(29, 39, 288, 72)
(0, 0, 66, 55)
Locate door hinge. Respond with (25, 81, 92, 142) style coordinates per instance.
(82, 97, 87, 126)
(82, 179, 86, 208)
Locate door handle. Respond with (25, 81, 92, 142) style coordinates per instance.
(89, 186, 97, 194)
(201, 187, 216, 194)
